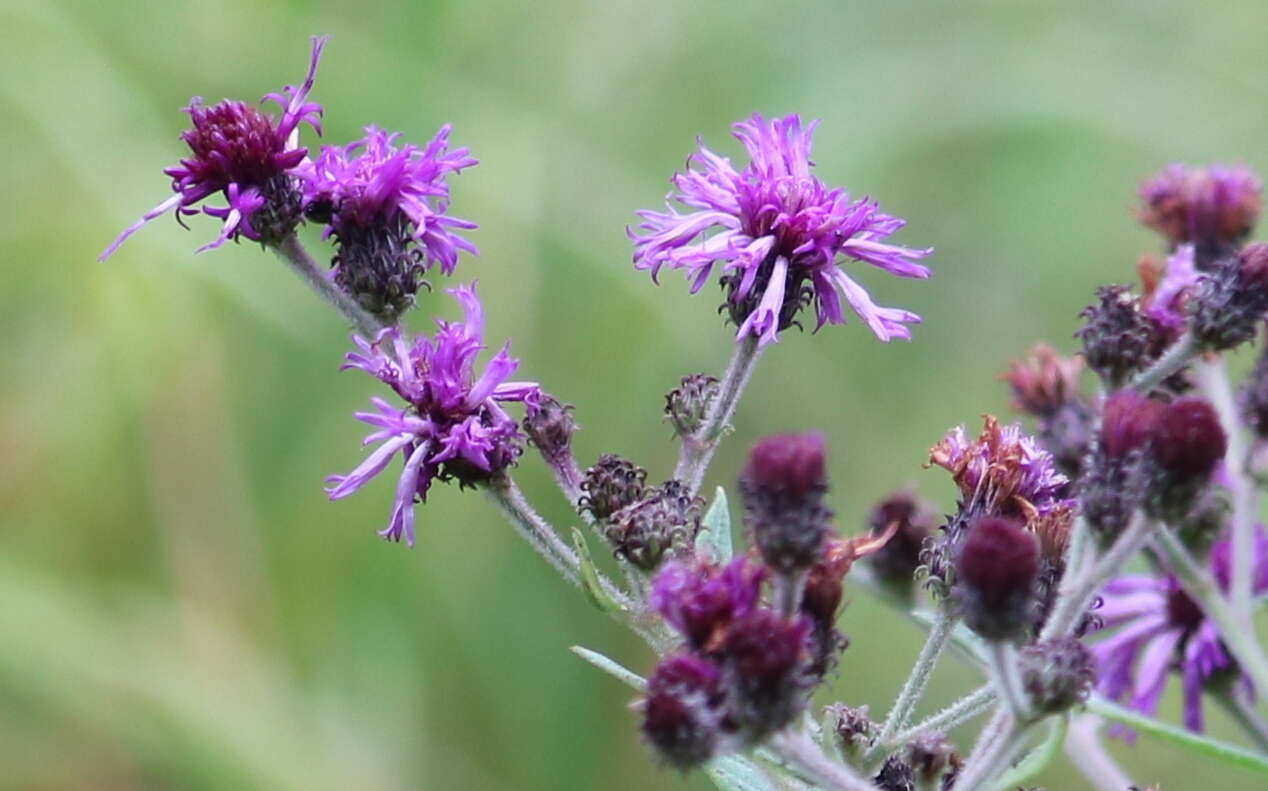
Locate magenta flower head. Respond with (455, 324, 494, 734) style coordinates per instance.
(1138, 163, 1262, 266)
(100, 37, 328, 260)
(1092, 529, 1268, 731)
(301, 125, 478, 323)
(954, 515, 1039, 641)
(630, 113, 931, 347)
(651, 557, 766, 651)
(326, 283, 540, 546)
(641, 654, 726, 769)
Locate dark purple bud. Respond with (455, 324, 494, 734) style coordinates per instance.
(606, 480, 703, 570)
(825, 703, 877, 762)
(1019, 637, 1096, 714)
(873, 756, 917, 791)
(1099, 391, 1165, 460)
(651, 558, 766, 651)
(665, 374, 720, 437)
(723, 610, 812, 740)
(955, 516, 1039, 641)
(902, 731, 960, 790)
(1076, 285, 1160, 387)
(523, 394, 578, 461)
(1191, 244, 1268, 350)
(740, 433, 832, 574)
(1150, 398, 1227, 479)
(1138, 163, 1262, 266)
(641, 654, 724, 770)
(865, 492, 936, 598)
(578, 454, 647, 521)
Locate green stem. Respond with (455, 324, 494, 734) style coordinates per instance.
(1150, 523, 1268, 697)
(1087, 696, 1268, 775)
(1127, 331, 1198, 392)
(673, 336, 763, 496)
(989, 715, 1067, 791)
(272, 234, 386, 338)
(986, 642, 1031, 722)
(873, 610, 956, 752)
(888, 684, 995, 746)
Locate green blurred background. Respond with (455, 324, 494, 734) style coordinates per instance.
(4, 0, 1268, 788)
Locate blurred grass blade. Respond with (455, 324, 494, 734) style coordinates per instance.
(570, 645, 647, 692)
(1086, 696, 1268, 775)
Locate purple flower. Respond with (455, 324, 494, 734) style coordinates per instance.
(651, 557, 767, 651)
(1138, 163, 1261, 264)
(928, 415, 1070, 519)
(326, 283, 540, 546)
(300, 125, 478, 321)
(629, 113, 931, 346)
(101, 37, 328, 259)
(1142, 244, 1199, 334)
(1091, 530, 1268, 731)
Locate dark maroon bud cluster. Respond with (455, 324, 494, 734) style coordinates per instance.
(740, 432, 833, 574)
(1076, 285, 1161, 387)
(641, 654, 725, 770)
(665, 374, 720, 438)
(606, 479, 703, 570)
(578, 454, 647, 521)
(873, 756, 917, 791)
(1019, 637, 1096, 714)
(723, 610, 814, 740)
(1191, 244, 1268, 351)
(865, 491, 937, 600)
(1080, 391, 1164, 542)
(954, 516, 1040, 642)
(1144, 397, 1227, 521)
(902, 731, 961, 791)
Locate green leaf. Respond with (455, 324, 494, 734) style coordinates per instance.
(1086, 695, 1268, 775)
(706, 754, 782, 791)
(570, 645, 646, 691)
(570, 528, 625, 616)
(697, 486, 733, 562)
(990, 715, 1067, 791)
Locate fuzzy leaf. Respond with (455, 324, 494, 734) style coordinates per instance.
(570, 645, 646, 691)
(570, 527, 625, 615)
(696, 486, 733, 562)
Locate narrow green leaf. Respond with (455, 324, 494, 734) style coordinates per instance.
(570, 527, 624, 615)
(570, 645, 646, 691)
(990, 715, 1068, 791)
(706, 754, 782, 791)
(1086, 696, 1268, 775)
(697, 486, 733, 562)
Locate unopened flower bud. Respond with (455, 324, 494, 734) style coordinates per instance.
(873, 757, 916, 791)
(606, 480, 703, 570)
(1076, 286, 1159, 387)
(740, 433, 832, 573)
(1082, 391, 1164, 542)
(955, 516, 1039, 641)
(1137, 163, 1262, 267)
(665, 374, 719, 437)
(902, 731, 960, 791)
(641, 654, 725, 769)
(724, 610, 812, 741)
(1019, 637, 1095, 714)
(522, 394, 577, 460)
(865, 492, 936, 600)
(825, 703, 877, 764)
(1002, 344, 1083, 418)
(651, 558, 766, 651)
(579, 454, 647, 521)
(1191, 243, 1268, 351)
(1145, 397, 1226, 520)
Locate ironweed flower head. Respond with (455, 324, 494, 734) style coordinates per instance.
(1190, 242, 1268, 351)
(578, 454, 648, 521)
(1020, 637, 1096, 714)
(325, 283, 540, 546)
(651, 557, 766, 651)
(928, 415, 1069, 521)
(1138, 163, 1261, 265)
(630, 113, 931, 347)
(740, 432, 832, 573)
(1002, 344, 1084, 419)
(954, 515, 1039, 641)
(101, 37, 328, 259)
(1139, 245, 1200, 338)
(864, 491, 936, 599)
(605, 479, 703, 570)
(641, 654, 726, 770)
(664, 374, 720, 438)
(1076, 285, 1162, 388)
(301, 125, 478, 322)
(1092, 530, 1268, 731)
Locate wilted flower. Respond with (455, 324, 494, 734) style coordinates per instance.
(326, 284, 540, 545)
(630, 113, 931, 346)
(928, 415, 1069, 520)
(1091, 530, 1268, 731)
(300, 125, 478, 322)
(101, 37, 328, 259)
(1138, 163, 1261, 264)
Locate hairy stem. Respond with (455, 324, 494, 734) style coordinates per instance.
(1127, 331, 1198, 393)
(952, 713, 1032, 791)
(272, 234, 386, 338)
(1150, 523, 1268, 695)
(674, 336, 764, 495)
(987, 642, 1031, 723)
(889, 684, 995, 747)
(873, 610, 956, 751)
(1063, 715, 1135, 791)
(486, 475, 583, 587)
(1193, 356, 1260, 629)
(1040, 512, 1152, 641)
(768, 730, 881, 791)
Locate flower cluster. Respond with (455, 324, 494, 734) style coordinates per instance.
(101, 37, 329, 259)
(630, 114, 931, 346)
(1138, 163, 1262, 266)
(325, 285, 540, 545)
